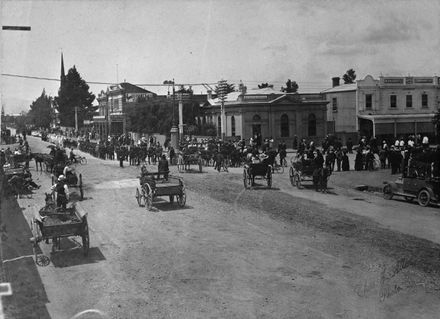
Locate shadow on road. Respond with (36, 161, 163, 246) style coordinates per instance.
(50, 246, 105, 268)
(1, 175, 52, 319)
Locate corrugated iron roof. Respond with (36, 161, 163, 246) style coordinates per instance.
(321, 83, 357, 93)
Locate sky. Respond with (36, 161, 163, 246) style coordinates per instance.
(1, 0, 439, 114)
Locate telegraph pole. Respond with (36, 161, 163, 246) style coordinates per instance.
(1, 25, 31, 144)
(217, 80, 228, 141)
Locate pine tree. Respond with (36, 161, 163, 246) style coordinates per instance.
(28, 89, 53, 128)
(54, 66, 96, 128)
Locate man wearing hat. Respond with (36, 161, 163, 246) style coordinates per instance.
(51, 175, 70, 209)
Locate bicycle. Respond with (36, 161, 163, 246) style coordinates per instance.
(71, 155, 87, 165)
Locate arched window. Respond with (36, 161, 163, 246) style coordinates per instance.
(253, 114, 261, 122)
(308, 113, 316, 137)
(231, 116, 236, 137)
(281, 114, 289, 137)
(217, 116, 221, 137)
(252, 114, 261, 137)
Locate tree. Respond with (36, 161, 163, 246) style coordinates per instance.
(28, 89, 53, 129)
(258, 83, 269, 89)
(214, 82, 235, 96)
(54, 66, 96, 128)
(343, 68, 356, 84)
(281, 79, 299, 93)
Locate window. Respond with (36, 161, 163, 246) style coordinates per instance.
(217, 116, 221, 137)
(365, 94, 372, 109)
(390, 95, 397, 108)
(332, 97, 337, 112)
(422, 94, 428, 108)
(308, 114, 316, 137)
(281, 114, 289, 137)
(406, 95, 412, 108)
(231, 116, 236, 137)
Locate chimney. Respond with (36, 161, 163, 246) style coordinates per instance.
(207, 90, 212, 99)
(332, 77, 340, 87)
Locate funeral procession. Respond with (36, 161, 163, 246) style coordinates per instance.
(2, 1, 440, 318)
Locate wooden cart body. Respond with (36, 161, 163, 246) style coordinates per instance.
(30, 204, 89, 263)
(136, 173, 186, 210)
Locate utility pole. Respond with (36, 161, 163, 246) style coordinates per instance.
(0, 25, 31, 144)
(217, 80, 228, 141)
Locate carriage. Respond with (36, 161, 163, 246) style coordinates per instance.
(178, 147, 203, 173)
(243, 162, 272, 189)
(383, 176, 440, 207)
(135, 172, 186, 211)
(289, 157, 331, 192)
(289, 158, 316, 188)
(4, 166, 37, 197)
(30, 201, 89, 264)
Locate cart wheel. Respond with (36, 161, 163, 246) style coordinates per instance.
(82, 221, 90, 256)
(383, 184, 393, 200)
(169, 195, 174, 203)
(417, 189, 431, 207)
(243, 170, 249, 189)
(81, 157, 87, 165)
(136, 188, 142, 206)
(30, 220, 39, 263)
(79, 174, 84, 200)
(289, 167, 295, 186)
(178, 188, 186, 207)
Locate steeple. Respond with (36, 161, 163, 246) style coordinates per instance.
(60, 53, 66, 86)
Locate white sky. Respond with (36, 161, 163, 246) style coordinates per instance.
(1, 0, 439, 114)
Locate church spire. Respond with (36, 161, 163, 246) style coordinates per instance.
(60, 53, 66, 86)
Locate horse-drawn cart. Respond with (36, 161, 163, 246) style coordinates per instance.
(243, 162, 272, 189)
(30, 202, 89, 264)
(289, 159, 316, 188)
(178, 147, 203, 173)
(136, 172, 186, 211)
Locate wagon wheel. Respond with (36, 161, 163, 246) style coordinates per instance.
(135, 188, 142, 206)
(80, 157, 87, 165)
(243, 170, 252, 189)
(143, 183, 153, 211)
(178, 187, 186, 207)
(289, 167, 295, 186)
(30, 219, 40, 263)
(169, 195, 174, 203)
(79, 174, 84, 200)
(267, 168, 272, 188)
(243, 170, 248, 189)
(383, 184, 393, 200)
(417, 189, 431, 207)
(82, 220, 90, 256)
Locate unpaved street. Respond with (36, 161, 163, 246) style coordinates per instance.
(2, 137, 440, 319)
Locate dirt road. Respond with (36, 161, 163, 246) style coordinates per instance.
(2, 137, 440, 318)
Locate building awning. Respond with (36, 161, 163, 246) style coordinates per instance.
(358, 113, 435, 123)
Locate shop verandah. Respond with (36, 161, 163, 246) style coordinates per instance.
(358, 114, 436, 142)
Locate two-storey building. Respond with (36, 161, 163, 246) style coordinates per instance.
(92, 82, 156, 138)
(322, 75, 440, 144)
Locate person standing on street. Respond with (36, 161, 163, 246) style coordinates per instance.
(51, 175, 69, 209)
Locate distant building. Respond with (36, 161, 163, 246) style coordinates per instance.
(322, 75, 440, 143)
(199, 86, 328, 146)
(92, 82, 157, 138)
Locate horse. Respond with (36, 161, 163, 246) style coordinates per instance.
(30, 152, 45, 171)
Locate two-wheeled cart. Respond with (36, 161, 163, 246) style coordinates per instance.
(136, 172, 186, 211)
(30, 203, 89, 265)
